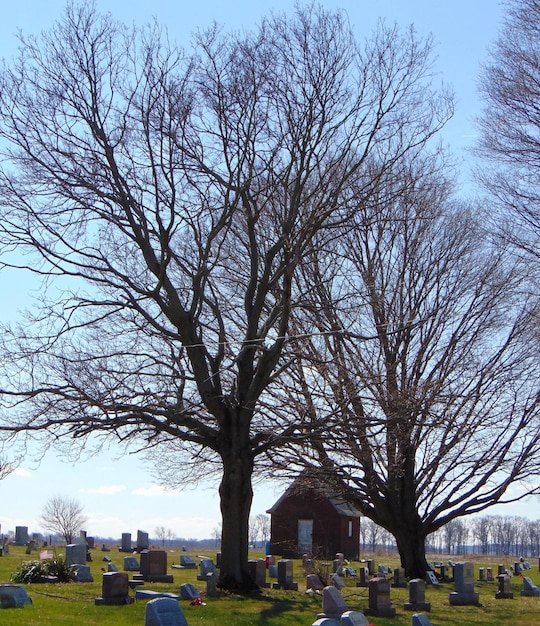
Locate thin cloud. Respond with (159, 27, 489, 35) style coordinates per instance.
(81, 485, 127, 495)
(12, 468, 32, 478)
(132, 485, 183, 497)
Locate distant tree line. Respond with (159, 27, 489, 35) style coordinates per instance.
(361, 515, 540, 559)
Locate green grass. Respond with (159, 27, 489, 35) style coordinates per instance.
(0, 545, 539, 625)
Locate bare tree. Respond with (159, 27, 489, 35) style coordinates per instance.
(0, 3, 452, 589)
(271, 153, 540, 578)
(476, 0, 540, 261)
(40, 495, 87, 544)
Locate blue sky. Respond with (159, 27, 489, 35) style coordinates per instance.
(2, 0, 534, 541)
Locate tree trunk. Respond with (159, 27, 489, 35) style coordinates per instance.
(392, 523, 430, 579)
(218, 450, 258, 592)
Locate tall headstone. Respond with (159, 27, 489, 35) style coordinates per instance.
(137, 530, 149, 552)
(404, 578, 431, 612)
(14, 526, 29, 546)
(121, 533, 132, 552)
(364, 576, 396, 618)
(392, 567, 407, 588)
(272, 559, 298, 590)
(248, 559, 269, 588)
(449, 562, 480, 606)
(356, 567, 369, 587)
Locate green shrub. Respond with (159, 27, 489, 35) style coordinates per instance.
(11, 555, 72, 583)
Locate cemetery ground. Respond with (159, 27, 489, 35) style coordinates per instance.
(1, 546, 540, 625)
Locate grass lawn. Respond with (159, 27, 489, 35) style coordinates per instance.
(0, 544, 539, 625)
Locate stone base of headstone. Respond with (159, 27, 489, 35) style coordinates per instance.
(495, 590, 514, 599)
(404, 601, 431, 611)
(95, 594, 134, 605)
(142, 574, 174, 583)
(272, 581, 299, 590)
(363, 607, 397, 618)
(448, 591, 480, 606)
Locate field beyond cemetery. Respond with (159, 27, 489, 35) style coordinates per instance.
(0, 545, 539, 625)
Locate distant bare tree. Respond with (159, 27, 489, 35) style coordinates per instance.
(40, 495, 87, 544)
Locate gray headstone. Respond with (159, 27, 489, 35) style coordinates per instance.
(521, 577, 540, 597)
(65, 543, 87, 566)
(449, 562, 480, 606)
(340, 610, 370, 625)
(144, 597, 188, 626)
(206, 572, 217, 598)
(180, 554, 196, 568)
(321, 586, 348, 617)
(306, 573, 325, 591)
(197, 558, 218, 580)
(179, 583, 200, 600)
(311, 619, 340, 626)
(70, 564, 94, 582)
(412, 614, 433, 626)
(121, 533, 132, 552)
(0, 584, 32, 608)
(137, 530, 149, 551)
(14, 526, 29, 546)
(123, 556, 140, 571)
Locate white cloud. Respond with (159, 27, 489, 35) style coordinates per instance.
(12, 467, 32, 478)
(80, 485, 127, 495)
(132, 485, 183, 497)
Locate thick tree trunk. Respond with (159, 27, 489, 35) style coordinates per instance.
(218, 450, 258, 592)
(392, 524, 430, 579)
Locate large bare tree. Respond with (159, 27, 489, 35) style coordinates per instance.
(0, 3, 452, 588)
(272, 154, 540, 578)
(476, 0, 540, 259)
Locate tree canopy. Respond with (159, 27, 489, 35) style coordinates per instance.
(0, 2, 451, 589)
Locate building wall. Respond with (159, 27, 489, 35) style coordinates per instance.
(269, 487, 360, 559)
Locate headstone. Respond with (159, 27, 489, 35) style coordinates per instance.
(425, 571, 439, 586)
(107, 562, 119, 572)
(248, 559, 269, 588)
(356, 567, 369, 587)
(273, 559, 298, 590)
(378, 564, 388, 575)
(179, 554, 196, 568)
(137, 530, 149, 552)
(79, 530, 87, 545)
(497, 564, 505, 575)
(306, 573, 325, 591)
(65, 543, 87, 566)
(25, 540, 37, 555)
(404, 578, 431, 611)
(364, 576, 396, 618)
(478, 567, 485, 581)
(311, 619, 340, 626)
(340, 611, 370, 626)
(197, 558, 218, 581)
(206, 572, 218, 598)
(486, 567, 494, 582)
(144, 597, 188, 626)
(439, 564, 452, 582)
(0, 585, 32, 608)
(316, 586, 348, 619)
(121, 533, 132, 552)
(123, 556, 140, 571)
(87, 536, 95, 549)
(521, 577, 540, 597)
(14, 526, 29, 546)
(179, 583, 200, 601)
(70, 564, 94, 582)
(330, 573, 345, 589)
(268, 564, 278, 578)
(140, 550, 173, 583)
(449, 562, 480, 606)
(412, 614, 434, 626)
(95, 571, 134, 605)
(495, 573, 513, 599)
(136, 590, 180, 601)
(366, 559, 375, 575)
(392, 567, 407, 588)
(304, 558, 317, 574)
